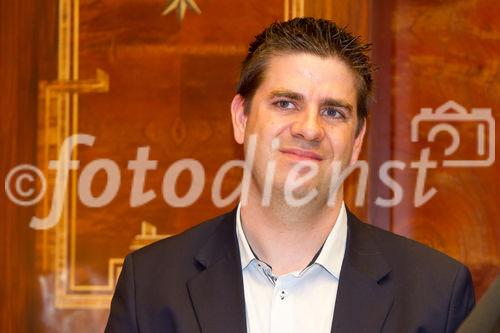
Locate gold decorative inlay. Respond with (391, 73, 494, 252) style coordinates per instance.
(285, 0, 305, 20)
(129, 222, 172, 251)
(162, 0, 201, 21)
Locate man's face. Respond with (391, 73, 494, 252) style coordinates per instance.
(231, 53, 366, 204)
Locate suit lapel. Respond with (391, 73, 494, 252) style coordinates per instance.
(331, 210, 394, 333)
(187, 209, 247, 333)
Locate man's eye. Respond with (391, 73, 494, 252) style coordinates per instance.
(275, 100, 295, 109)
(322, 108, 345, 119)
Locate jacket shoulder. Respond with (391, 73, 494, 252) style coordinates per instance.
(347, 213, 475, 331)
(349, 213, 466, 278)
(129, 212, 228, 267)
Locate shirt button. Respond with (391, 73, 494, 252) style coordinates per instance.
(280, 290, 286, 300)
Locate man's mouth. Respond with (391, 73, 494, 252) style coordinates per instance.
(279, 148, 323, 161)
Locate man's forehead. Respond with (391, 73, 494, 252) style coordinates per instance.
(258, 53, 358, 101)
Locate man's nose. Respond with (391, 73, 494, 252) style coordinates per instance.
(290, 108, 324, 142)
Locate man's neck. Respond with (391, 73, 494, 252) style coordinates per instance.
(240, 188, 343, 276)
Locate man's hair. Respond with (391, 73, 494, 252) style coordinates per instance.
(236, 17, 374, 134)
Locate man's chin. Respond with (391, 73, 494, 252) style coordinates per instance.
(277, 181, 321, 205)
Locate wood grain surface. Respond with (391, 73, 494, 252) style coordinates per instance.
(390, 0, 500, 297)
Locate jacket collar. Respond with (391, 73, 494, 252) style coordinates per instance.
(186, 207, 394, 333)
(330, 208, 394, 332)
(187, 208, 247, 333)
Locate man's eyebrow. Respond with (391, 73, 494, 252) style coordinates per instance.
(320, 98, 354, 113)
(269, 90, 304, 101)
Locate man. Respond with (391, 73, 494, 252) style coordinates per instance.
(106, 18, 475, 332)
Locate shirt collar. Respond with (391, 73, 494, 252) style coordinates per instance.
(235, 202, 348, 279)
(236, 202, 256, 270)
(314, 203, 347, 279)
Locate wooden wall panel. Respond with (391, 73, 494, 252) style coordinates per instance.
(390, 0, 500, 297)
(0, 0, 45, 331)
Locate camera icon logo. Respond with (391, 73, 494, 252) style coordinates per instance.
(411, 100, 495, 167)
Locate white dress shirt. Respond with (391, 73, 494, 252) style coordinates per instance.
(236, 203, 348, 333)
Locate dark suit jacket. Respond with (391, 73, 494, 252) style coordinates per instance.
(106, 208, 475, 333)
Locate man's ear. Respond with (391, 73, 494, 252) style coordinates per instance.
(230, 94, 248, 144)
(349, 120, 366, 166)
